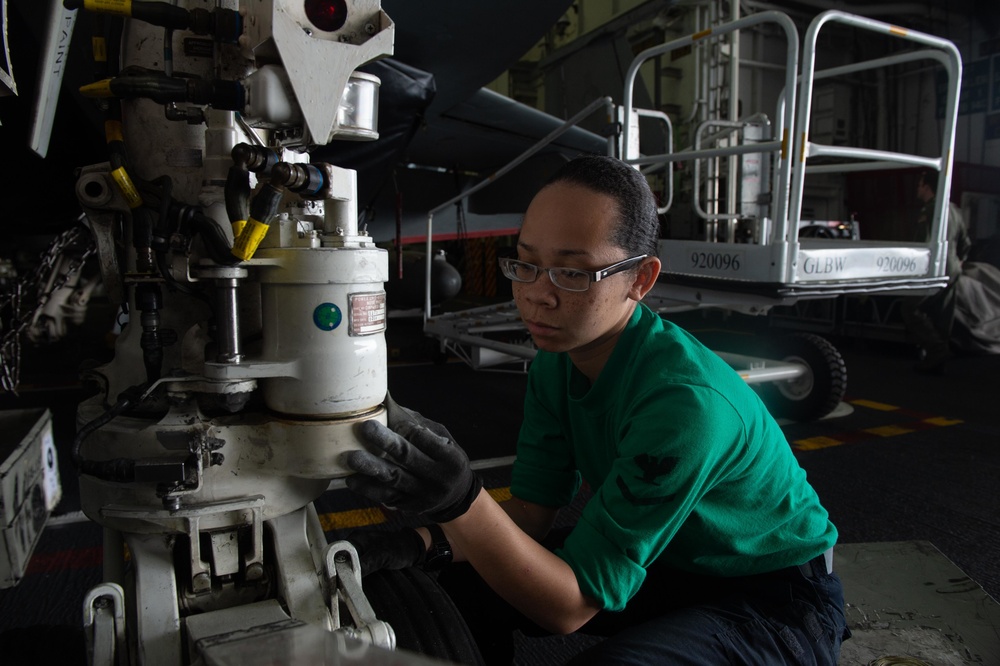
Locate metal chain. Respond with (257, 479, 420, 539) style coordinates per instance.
(0, 223, 97, 393)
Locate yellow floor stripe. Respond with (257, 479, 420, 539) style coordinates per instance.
(924, 416, 964, 427)
(317, 489, 515, 532)
(318, 507, 387, 531)
(791, 399, 963, 452)
(793, 436, 843, 451)
(849, 399, 899, 411)
(488, 487, 512, 503)
(864, 425, 915, 437)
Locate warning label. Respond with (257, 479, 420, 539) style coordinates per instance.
(350, 292, 387, 336)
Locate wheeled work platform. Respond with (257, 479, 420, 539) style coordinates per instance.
(422, 9, 962, 422)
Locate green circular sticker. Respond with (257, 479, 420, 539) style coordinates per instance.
(313, 302, 342, 331)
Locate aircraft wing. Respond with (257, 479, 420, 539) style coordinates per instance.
(314, 0, 613, 242)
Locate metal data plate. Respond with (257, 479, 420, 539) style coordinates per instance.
(349, 291, 387, 336)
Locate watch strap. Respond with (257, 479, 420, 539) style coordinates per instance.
(422, 524, 453, 571)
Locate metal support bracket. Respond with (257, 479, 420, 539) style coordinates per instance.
(82, 583, 126, 666)
(104, 496, 265, 593)
(324, 540, 395, 650)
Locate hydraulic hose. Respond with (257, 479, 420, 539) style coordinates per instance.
(231, 182, 283, 261)
(189, 210, 244, 266)
(79, 74, 245, 110)
(136, 284, 165, 382)
(63, 1, 242, 43)
(72, 384, 149, 482)
(225, 166, 251, 239)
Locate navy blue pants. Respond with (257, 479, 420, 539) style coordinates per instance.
(436, 552, 849, 665)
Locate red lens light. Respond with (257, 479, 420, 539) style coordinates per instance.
(304, 0, 348, 33)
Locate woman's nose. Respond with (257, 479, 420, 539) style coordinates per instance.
(519, 271, 559, 306)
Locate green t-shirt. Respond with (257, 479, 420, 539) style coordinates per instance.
(511, 303, 837, 611)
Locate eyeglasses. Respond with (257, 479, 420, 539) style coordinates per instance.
(498, 255, 647, 292)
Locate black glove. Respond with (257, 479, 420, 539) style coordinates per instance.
(383, 393, 456, 440)
(346, 528, 425, 577)
(342, 398, 482, 523)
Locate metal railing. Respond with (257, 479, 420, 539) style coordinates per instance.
(787, 10, 963, 283)
(621, 11, 801, 241)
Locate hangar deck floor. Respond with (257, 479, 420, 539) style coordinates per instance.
(1, 311, 998, 665)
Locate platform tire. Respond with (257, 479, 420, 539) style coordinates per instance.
(758, 332, 847, 422)
(363, 567, 485, 666)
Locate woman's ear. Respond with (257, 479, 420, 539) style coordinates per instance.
(629, 256, 662, 301)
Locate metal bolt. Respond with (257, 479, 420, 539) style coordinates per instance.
(193, 572, 211, 593)
(246, 562, 264, 581)
(162, 495, 182, 512)
(364, 22, 376, 35)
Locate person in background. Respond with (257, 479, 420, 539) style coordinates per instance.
(343, 155, 849, 665)
(903, 169, 971, 374)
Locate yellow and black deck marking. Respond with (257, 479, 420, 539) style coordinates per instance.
(792, 398, 963, 451)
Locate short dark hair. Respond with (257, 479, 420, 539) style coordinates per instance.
(544, 154, 660, 258)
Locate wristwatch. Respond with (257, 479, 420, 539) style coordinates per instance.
(422, 524, 453, 571)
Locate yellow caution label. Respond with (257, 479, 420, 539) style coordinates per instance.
(110, 166, 143, 208)
(781, 128, 788, 160)
(231, 218, 270, 261)
(105, 120, 123, 144)
(79, 79, 113, 98)
(693, 28, 712, 41)
(85, 0, 132, 17)
(231, 219, 247, 238)
(889, 26, 908, 37)
(92, 37, 107, 63)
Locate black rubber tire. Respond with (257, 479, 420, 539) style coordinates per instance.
(757, 332, 847, 422)
(363, 567, 485, 666)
